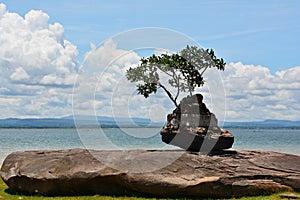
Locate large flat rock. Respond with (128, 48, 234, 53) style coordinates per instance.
(1, 149, 299, 198)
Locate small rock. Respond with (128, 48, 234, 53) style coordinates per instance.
(279, 193, 300, 199)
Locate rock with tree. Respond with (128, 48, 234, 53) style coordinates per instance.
(126, 46, 234, 151)
(161, 93, 234, 151)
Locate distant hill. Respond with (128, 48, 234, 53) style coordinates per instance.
(0, 116, 163, 128)
(0, 117, 299, 129)
(223, 119, 300, 129)
(0, 118, 76, 128)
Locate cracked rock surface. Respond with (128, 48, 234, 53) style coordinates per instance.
(1, 149, 299, 198)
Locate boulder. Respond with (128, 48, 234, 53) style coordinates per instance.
(1, 149, 299, 198)
(161, 128, 234, 152)
(161, 94, 234, 151)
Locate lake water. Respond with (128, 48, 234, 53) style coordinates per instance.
(0, 128, 299, 164)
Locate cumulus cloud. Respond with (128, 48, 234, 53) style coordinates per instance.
(10, 67, 30, 81)
(0, 3, 78, 118)
(0, 3, 299, 121)
(83, 39, 140, 73)
(220, 62, 300, 121)
(0, 4, 79, 89)
(74, 39, 185, 123)
(74, 39, 149, 120)
(77, 40, 300, 122)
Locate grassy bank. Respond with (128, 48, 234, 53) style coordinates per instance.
(0, 178, 297, 200)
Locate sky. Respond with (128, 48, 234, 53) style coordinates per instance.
(0, 0, 299, 122)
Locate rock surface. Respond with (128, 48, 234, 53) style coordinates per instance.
(1, 149, 300, 198)
(161, 94, 234, 151)
(279, 193, 300, 199)
(161, 127, 234, 152)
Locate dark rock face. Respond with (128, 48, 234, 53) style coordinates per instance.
(161, 128, 234, 152)
(161, 94, 234, 151)
(1, 149, 300, 198)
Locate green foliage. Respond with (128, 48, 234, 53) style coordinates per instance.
(126, 45, 226, 107)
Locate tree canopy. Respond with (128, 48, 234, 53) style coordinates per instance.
(126, 45, 226, 108)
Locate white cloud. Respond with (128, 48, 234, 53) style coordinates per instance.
(0, 3, 299, 121)
(0, 4, 79, 89)
(0, 3, 78, 118)
(25, 10, 49, 31)
(0, 3, 6, 18)
(10, 67, 30, 81)
(219, 62, 300, 121)
(83, 38, 140, 73)
(74, 39, 182, 122)
(78, 41, 300, 122)
(73, 39, 144, 119)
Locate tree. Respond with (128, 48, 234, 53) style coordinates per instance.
(126, 45, 226, 108)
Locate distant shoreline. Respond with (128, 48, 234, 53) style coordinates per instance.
(0, 117, 299, 129)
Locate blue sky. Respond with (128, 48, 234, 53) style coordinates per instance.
(3, 0, 300, 72)
(0, 0, 299, 121)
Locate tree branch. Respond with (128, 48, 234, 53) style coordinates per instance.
(200, 65, 209, 76)
(174, 74, 180, 102)
(156, 65, 173, 77)
(158, 83, 178, 107)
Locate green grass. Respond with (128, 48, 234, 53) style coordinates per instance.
(0, 178, 298, 200)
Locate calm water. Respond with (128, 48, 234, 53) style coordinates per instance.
(0, 128, 299, 164)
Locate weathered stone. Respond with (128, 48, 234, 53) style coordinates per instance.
(161, 127, 234, 151)
(170, 94, 218, 128)
(1, 149, 299, 198)
(161, 94, 234, 151)
(279, 193, 300, 199)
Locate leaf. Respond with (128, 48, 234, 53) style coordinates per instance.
(125, 45, 225, 107)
